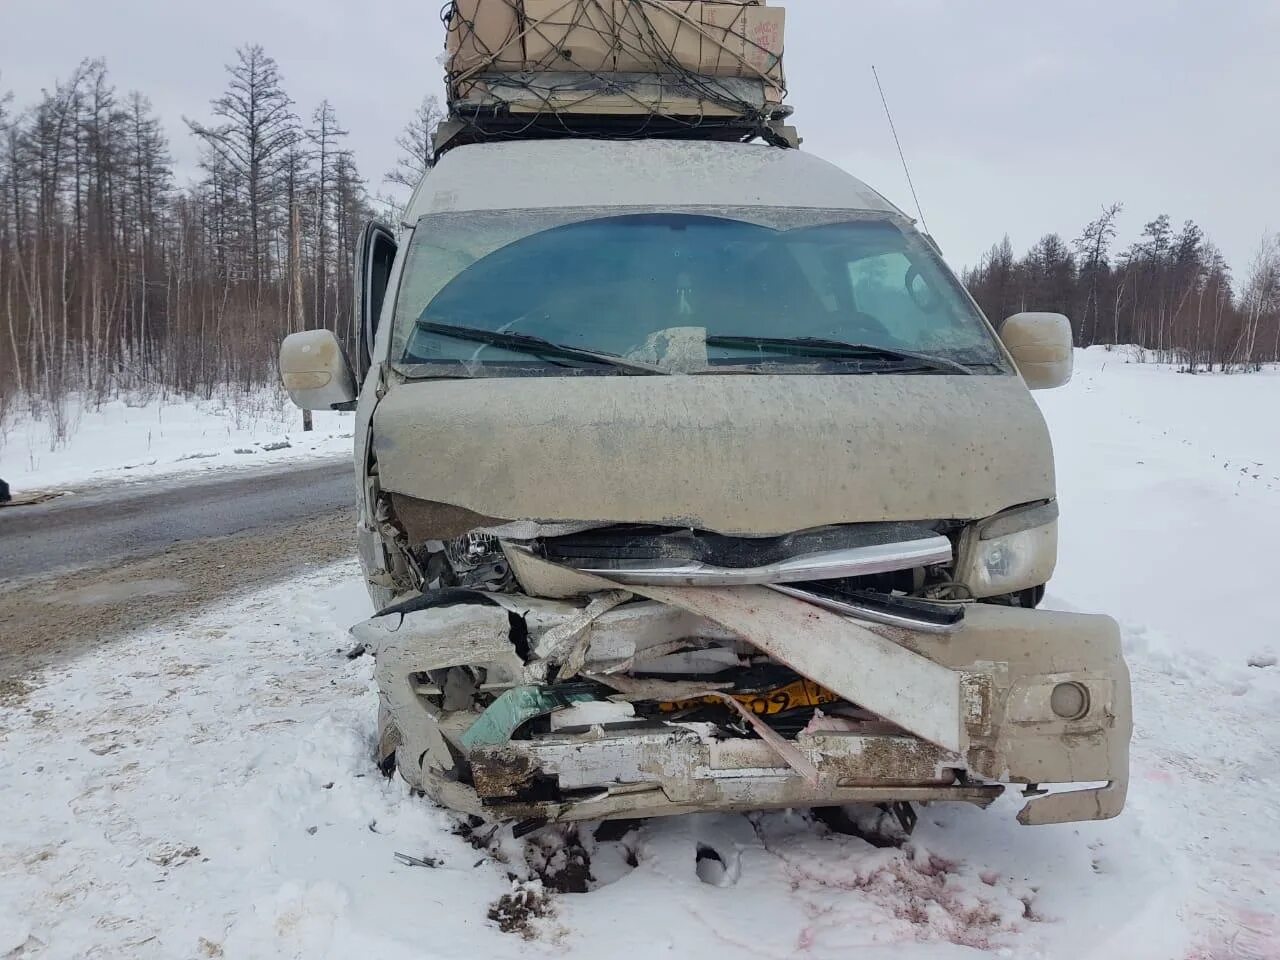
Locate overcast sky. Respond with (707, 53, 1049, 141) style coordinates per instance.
(2, 0, 1276, 275)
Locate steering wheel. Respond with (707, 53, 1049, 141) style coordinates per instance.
(905, 265, 941, 313)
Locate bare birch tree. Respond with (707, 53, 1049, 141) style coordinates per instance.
(1237, 232, 1280, 371)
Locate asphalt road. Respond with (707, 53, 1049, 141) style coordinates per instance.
(0, 458, 354, 581)
(1, 458, 360, 679)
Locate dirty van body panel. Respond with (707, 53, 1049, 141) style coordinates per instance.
(371, 373, 1054, 535)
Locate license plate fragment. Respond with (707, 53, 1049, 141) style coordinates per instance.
(658, 677, 839, 716)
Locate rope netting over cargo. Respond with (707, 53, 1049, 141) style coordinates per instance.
(439, 0, 794, 148)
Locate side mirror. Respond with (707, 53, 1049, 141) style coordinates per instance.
(279, 330, 357, 410)
(999, 312, 1073, 390)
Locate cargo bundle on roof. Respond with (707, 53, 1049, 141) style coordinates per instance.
(436, 0, 796, 153)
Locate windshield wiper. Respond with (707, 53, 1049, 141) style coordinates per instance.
(412, 320, 669, 375)
(704, 335, 974, 375)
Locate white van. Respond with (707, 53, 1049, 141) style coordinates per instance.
(281, 136, 1130, 829)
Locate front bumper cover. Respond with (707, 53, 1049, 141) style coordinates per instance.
(359, 574, 1131, 826)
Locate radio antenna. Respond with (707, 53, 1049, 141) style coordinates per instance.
(872, 65, 931, 237)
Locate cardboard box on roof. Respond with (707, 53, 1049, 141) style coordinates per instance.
(737, 4, 784, 79)
(523, 0, 619, 73)
(612, 1, 703, 74)
(698, 2, 748, 76)
(445, 0, 784, 86)
(447, 0, 525, 74)
(613, 1, 785, 83)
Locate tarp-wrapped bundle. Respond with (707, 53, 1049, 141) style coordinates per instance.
(438, 0, 795, 151)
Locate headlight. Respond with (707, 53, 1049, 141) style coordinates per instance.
(961, 503, 1058, 597)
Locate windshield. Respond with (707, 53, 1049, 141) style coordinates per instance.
(391, 206, 1006, 376)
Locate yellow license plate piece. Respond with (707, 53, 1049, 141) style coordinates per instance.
(657, 677, 839, 716)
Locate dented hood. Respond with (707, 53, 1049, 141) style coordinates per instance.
(372, 373, 1054, 536)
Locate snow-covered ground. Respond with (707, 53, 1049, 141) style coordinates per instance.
(2, 348, 1278, 959)
(0, 386, 352, 492)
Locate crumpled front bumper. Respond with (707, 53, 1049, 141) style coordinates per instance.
(358, 574, 1131, 826)
(447, 729, 1007, 824)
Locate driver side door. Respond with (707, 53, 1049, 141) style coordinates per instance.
(353, 219, 400, 610)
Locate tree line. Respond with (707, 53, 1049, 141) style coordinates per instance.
(963, 206, 1280, 371)
(0, 47, 441, 434)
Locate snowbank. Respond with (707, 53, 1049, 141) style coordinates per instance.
(1, 351, 1278, 958)
(0, 386, 352, 491)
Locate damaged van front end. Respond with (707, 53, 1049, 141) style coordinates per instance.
(283, 140, 1132, 829)
(354, 550, 1129, 828)
(353, 371, 1130, 829)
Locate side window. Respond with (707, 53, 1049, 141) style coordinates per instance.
(356, 221, 398, 375)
